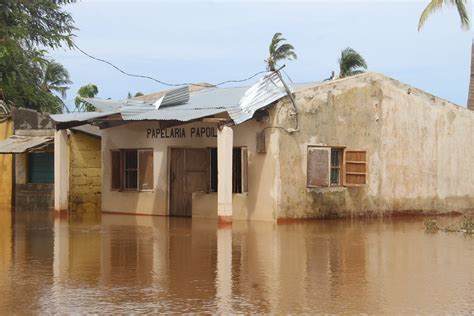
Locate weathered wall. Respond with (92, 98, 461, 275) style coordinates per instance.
(14, 152, 54, 211)
(15, 183, 54, 211)
(101, 119, 278, 221)
(11, 108, 55, 211)
(0, 119, 13, 210)
(12, 107, 53, 130)
(275, 73, 474, 218)
(69, 131, 101, 214)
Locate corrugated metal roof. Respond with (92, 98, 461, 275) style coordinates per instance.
(155, 86, 190, 109)
(49, 73, 319, 126)
(125, 108, 225, 121)
(70, 124, 101, 138)
(229, 72, 287, 124)
(0, 135, 53, 153)
(50, 111, 120, 123)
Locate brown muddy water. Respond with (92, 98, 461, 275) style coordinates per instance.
(0, 211, 473, 314)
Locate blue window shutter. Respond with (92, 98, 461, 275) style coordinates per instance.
(28, 153, 54, 184)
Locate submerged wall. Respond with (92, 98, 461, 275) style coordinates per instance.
(0, 119, 13, 210)
(69, 131, 102, 214)
(275, 73, 474, 218)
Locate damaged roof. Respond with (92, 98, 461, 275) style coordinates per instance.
(0, 135, 53, 154)
(50, 72, 298, 126)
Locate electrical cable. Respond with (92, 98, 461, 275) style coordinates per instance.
(73, 43, 267, 88)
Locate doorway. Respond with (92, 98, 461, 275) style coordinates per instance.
(169, 148, 208, 217)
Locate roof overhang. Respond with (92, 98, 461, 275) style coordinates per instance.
(0, 135, 53, 154)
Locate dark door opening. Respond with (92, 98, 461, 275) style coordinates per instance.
(169, 148, 208, 217)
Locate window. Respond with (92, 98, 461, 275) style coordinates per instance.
(307, 146, 367, 188)
(209, 147, 248, 193)
(111, 149, 154, 191)
(330, 148, 342, 186)
(344, 150, 368, 186)
(28, 152, 54, 184)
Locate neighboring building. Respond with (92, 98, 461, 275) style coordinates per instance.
(0, 103, 13, 210)
(0, 108, 102, 214)
(50, 72, 474, 222)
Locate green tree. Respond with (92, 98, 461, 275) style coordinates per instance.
(266, 32, 297, 71)
(338, 47, 368, 78)
(418, 0, 470, 30)
(75, 84, 99, 112)
(0, 0, 76, 113)
(40, 60, 72, 99)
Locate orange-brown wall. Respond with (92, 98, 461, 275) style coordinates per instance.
(0, 119, 13, 211)
(69, 131, 102, 215)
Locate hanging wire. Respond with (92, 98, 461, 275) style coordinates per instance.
(73, 43, 268, 88)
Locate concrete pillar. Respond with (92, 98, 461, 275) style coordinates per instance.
(54, 130, 69, 212)
(217, 125, 233, 224)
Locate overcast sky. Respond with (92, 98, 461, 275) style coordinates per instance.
(51, 0, 473, 109)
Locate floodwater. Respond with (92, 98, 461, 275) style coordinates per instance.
(0, 211, 473, 314)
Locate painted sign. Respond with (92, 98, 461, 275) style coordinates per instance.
(146, 127, 217, 139)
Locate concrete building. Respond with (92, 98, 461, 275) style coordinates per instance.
(0, 108, 102, 214)
(50, 72, 474, 222)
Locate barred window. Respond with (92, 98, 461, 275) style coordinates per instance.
(111, 149, 154, 191)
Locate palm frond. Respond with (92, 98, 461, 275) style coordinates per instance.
(453, 0, 470, 29)
(418, 0, 470, 31)
(338, 47, 368, 78)
(41, 60, 71, 99)
(418, 0, 444, 31)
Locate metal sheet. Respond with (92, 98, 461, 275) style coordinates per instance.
(0, 135, 53, 154)
(50, 111, 119, 123)
(125, 108, 225, 121)
(70, 124, 101, 138)
(154, 86, 190, 109)
(229, 72, 287, 124)
(49, 75, 319, 126)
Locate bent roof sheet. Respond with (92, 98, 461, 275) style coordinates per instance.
(0, 135, 53, 154)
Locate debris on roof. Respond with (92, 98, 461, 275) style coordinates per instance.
(49, 73, 306, 127)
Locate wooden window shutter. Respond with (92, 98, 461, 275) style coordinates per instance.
(138, 149, 154, 191)
(111, 150, 122, 191)
(307, 147, 330, 187)
(344, 150, 368, 186)
(241, 147, 248, 192)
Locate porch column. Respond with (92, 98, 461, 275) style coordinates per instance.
(54, 129, 69, 212)
(217, 125, 233, 224)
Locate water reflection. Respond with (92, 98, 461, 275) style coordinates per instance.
(0, 212, 472, 314)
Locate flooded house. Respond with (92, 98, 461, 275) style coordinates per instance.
(0, 108, 102, 214)
(50, 72, 474, 222)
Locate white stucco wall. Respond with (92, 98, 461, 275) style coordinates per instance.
(101, 119, 278, 221)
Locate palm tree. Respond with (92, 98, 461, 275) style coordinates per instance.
(75, 84, 99, 112)
(266, 32, 297, 71)
(40, 60, 71, 99)
(418, 0, 470, 31)
(338, 47, 368, 78)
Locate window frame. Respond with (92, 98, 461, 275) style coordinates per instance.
(330, 148, 343, 187)
(208, 146, 248, 194)
(307, 145, 367, 188)
(110, 148, 154, 192)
